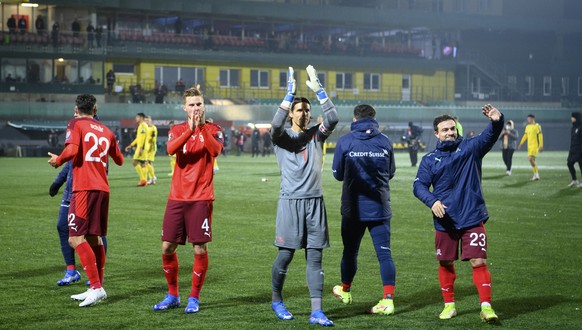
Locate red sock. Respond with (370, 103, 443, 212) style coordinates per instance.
(438, 264, 456, 303)
(190, 252, 208, 299)
(342, 282, 351, 292)
(75, 241, 101, 289)
(472, 263, 492, 304)
(383, 285, 395, 299)
(91, 244, 106, 285)
(162, 253, 179, 297)
(66, 265, 76, 271)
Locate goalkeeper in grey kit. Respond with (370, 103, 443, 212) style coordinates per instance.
(270, 65, 338, 327)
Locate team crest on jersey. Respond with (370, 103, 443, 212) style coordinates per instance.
(199, 134, 205, 142)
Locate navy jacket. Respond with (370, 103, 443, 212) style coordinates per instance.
(332, 118, 395, 222)
(413, 115, 504, 231)
(54, 161, 73, 204)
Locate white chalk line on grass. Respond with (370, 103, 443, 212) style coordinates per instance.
(483, 164, 567, 170)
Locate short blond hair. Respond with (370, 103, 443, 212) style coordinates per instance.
(183, 87, 203, 104)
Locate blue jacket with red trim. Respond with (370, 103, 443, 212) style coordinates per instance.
(413, 115, 504, 231)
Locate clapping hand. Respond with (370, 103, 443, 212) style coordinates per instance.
(305, 65, 328, 104)
(280, 66, 296, 110)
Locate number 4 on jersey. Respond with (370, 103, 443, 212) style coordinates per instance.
(202, 218, 211, 237)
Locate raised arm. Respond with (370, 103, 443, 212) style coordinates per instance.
(472, 104, 504, 157)
(271, 66, 295, 143)
(200, 124, 224, 157)
(305, 65, 338, 138)
(167, 126, 193, 155)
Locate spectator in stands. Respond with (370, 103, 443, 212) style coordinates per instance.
(95, 25, 103, 47)
(18, 16, 27, 35)
(87, 22, 95, 48)
(278, 32, 288, 52)
(174, 17, 182, 35)
(71, 18, 80, 38)
(251, 127, 261, 157)
(7, 16, 16, 35)
(203, 28, 213, 50)
(175, 78, 185, 94)
(87, 76, 96, 84)
(36, 15, 45, 35)
(131, 84, 145, 103)
(51, 21, 60, 48)
(154, 82, 168, 104)
(6, 74, 16, 83)
(106, 69, 115, 94)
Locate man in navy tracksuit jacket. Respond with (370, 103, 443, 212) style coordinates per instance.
(331, 104, 396, 315)
(413, 104, 503, 323)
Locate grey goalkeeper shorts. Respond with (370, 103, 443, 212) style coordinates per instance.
(274, 197, 330, 249)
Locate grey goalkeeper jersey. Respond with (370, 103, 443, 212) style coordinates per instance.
(271, 99, 339, 199)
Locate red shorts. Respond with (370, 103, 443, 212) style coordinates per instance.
(162, 200, 213, 244)
(68, 190, 109, 237)
(435, 222, 487, 261)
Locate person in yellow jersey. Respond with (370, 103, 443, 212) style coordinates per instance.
(518, 114, 544, 181)
(168, 120, 176, 176)
(453, 116, 463, 137)
(125, 112, 149, 186)
(145, 115, 158, 185)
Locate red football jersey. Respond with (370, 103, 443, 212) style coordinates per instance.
(168, 121, 224, 201)
(64, 117, 123, 192)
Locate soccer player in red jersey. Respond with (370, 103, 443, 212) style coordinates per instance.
(48, 94, 124, 307)
(153, 88, 224, 314)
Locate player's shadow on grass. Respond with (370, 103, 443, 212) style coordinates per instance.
(483, 174, 507, 180)
(0, 265, 63, 280)
(493, 295, 578, 321)
(552, 188, 582, 198)
(503, 181, 530, 188)
(199, 286, 304, 310)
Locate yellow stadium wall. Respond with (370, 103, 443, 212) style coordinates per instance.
(105, 60, 455, 102)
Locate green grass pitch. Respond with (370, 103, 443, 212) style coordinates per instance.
(0, 151, 580, 329)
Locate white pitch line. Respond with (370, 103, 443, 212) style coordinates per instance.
(482, 165, 566, 170)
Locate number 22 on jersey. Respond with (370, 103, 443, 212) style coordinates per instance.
(84, 132, 110, 167)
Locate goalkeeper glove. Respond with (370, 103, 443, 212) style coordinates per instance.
(280, 66, 296, 110)
(305, 65, 328, 104)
